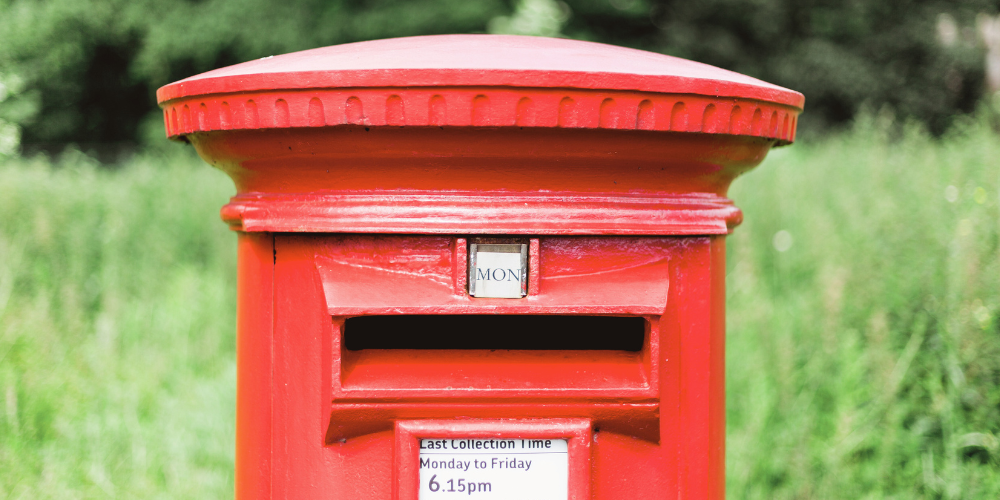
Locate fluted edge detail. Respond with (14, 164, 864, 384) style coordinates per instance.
(162, 87, 800, 143)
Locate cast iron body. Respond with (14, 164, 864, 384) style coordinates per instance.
(158, 34, 803, 500)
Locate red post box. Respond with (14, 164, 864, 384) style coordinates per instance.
(158, 35, 802, 500)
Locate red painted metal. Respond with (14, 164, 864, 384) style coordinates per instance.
(159, 34, 802, 500)
(156, 35, 803, 113)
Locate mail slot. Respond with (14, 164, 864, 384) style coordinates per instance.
(158, 35, 802, 500)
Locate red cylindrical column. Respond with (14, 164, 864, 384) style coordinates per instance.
(160, 35, 802, 500)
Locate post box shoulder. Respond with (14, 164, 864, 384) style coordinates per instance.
(161, 35, 805, 236)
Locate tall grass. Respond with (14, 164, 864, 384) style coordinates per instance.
(727, 113, 1000, 498)
(0, 149, 237, 499)
(0, 115, 997, 498)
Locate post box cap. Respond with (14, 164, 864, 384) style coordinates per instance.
(157, 34, 803, 142)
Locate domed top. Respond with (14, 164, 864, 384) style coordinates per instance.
(157, 35, 802, 142)
(158, 34, 802, 107)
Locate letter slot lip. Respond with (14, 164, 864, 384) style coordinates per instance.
(325, 403, 660, 445)
(332, 315, 659, 402)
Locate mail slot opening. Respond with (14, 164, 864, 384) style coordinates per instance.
(344, 315, 645, 351)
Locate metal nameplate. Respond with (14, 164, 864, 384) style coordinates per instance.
(468, 243, 528, 298)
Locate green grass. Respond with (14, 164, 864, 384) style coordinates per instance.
(727, 114, 1000, 498)
(0, 148, 237, 499)
(0, 116, 998, 498)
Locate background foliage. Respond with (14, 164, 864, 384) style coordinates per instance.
(2, 0, 1000, 151)
(726, 112, 1000, 498)
(1, 0, 1000, 498)
(0, 150, 238, 498)
(1, 112, 998, 498)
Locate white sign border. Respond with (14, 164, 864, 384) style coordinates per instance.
(394, 419, 592, 500)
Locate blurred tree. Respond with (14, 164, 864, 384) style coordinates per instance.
(489, 0, 571, 36)
(0, 0, 997, 150)
(561, 0, 1000, 135)
(0, 0, 507, 151)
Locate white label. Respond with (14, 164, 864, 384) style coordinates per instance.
(419, 438, 568, 500)
(472, 251, 524, 298)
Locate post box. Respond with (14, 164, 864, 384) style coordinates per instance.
(157, 35, 802, 500)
